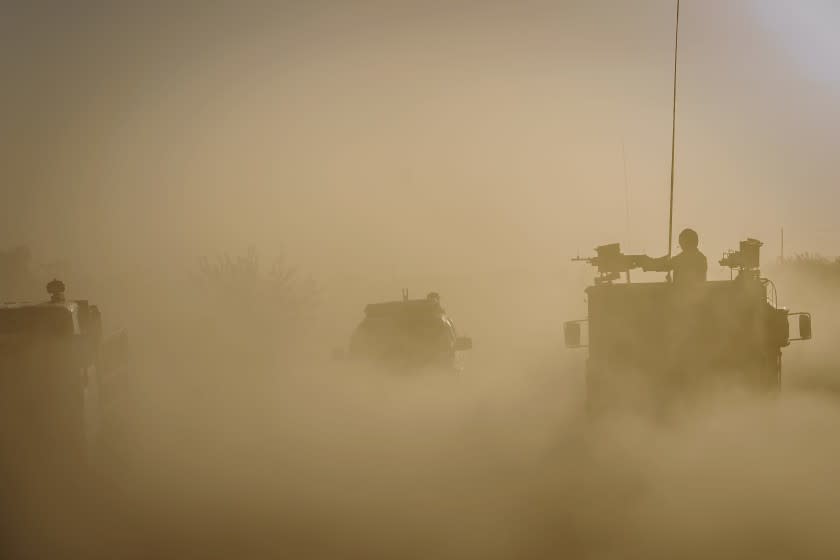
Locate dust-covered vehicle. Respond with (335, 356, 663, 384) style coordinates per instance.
(336, 292, 472, 372)
(0, 280, 131, 471)
(564, 239, 812, 414)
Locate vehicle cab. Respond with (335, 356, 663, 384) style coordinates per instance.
(338, 291, 473, 372)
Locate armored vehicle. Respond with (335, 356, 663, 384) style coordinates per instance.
(337, 291, 472, 372)
(0, 280, 130, 471)
(564, 239, 811, 413)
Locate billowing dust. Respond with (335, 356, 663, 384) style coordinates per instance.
(2, 262, 838, 560)
(3, 2, 840, 558)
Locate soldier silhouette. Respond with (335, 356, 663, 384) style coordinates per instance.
(642, 228, 707, 284)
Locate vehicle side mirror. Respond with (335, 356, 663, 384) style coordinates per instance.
(564, 320, 587, 348)
(799, 314, 812, 340)
(454, 337, 473, 351)
(788, 312, 812, 342)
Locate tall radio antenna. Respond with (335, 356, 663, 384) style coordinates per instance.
(622, 137, 630, 246)
(667, 0, 681, 260)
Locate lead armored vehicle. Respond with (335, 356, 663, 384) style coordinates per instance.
(337, 291, 472, 372)
(564, 239, 811, 413)
(0, 280, 130, 471)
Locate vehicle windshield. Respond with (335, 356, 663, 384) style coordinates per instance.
(361, 313, 452, 342)
(352, 307, 455, 363)
(0, 307, 76, 338)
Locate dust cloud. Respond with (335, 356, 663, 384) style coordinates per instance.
(3, 1, 840, 559)
(6, 249, 840, 560)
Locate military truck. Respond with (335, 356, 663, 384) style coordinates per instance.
(0, 280, 131, 471)
(336, 291, 472, 372)
(564, 239, 811, 413)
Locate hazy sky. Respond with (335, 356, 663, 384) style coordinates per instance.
(2, 1, 838, 276)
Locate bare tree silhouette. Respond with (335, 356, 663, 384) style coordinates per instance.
(194, 247, 321, 373)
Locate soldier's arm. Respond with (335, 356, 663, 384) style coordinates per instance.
(641, 255, 672, 272)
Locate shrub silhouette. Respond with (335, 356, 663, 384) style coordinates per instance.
(772, 253, 840, 288)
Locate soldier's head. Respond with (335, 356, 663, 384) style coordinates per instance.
(678, 228, 699, 251)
